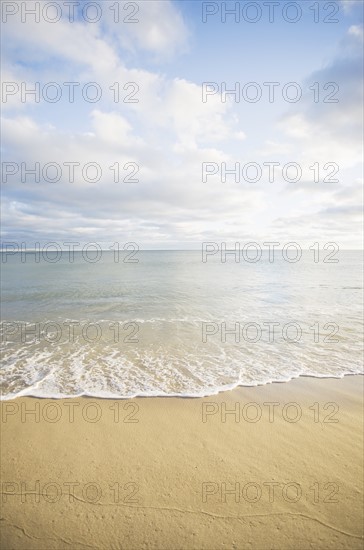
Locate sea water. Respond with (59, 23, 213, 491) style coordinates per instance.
(1, 250, 363, 399)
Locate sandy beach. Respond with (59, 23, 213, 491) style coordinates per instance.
(1, 375, 363, 550)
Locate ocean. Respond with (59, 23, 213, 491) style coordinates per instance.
(1, 249, 363, 399)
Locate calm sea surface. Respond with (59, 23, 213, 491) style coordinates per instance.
(1, 250, 363, 399)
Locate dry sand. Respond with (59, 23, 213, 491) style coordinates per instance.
(1, 375, 363, 549)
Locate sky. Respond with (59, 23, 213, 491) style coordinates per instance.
(1, 0, 363, 249)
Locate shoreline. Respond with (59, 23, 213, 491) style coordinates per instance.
(1, 374, 363, 549)
(2, 371, 363, 402)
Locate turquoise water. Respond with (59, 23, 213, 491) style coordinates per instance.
(1, 250, 363, 399)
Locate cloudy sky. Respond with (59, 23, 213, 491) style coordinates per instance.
(1, 0, 363, 249)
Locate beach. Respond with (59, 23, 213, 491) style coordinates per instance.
(2, 0, 363, 548)
(1, 375, 363, 550)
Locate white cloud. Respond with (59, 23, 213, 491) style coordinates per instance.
(349, 24, 364, 40)
(340, 0, 359, 14)
(1, 3, 363, 248)
(106, 0, 189, 60)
